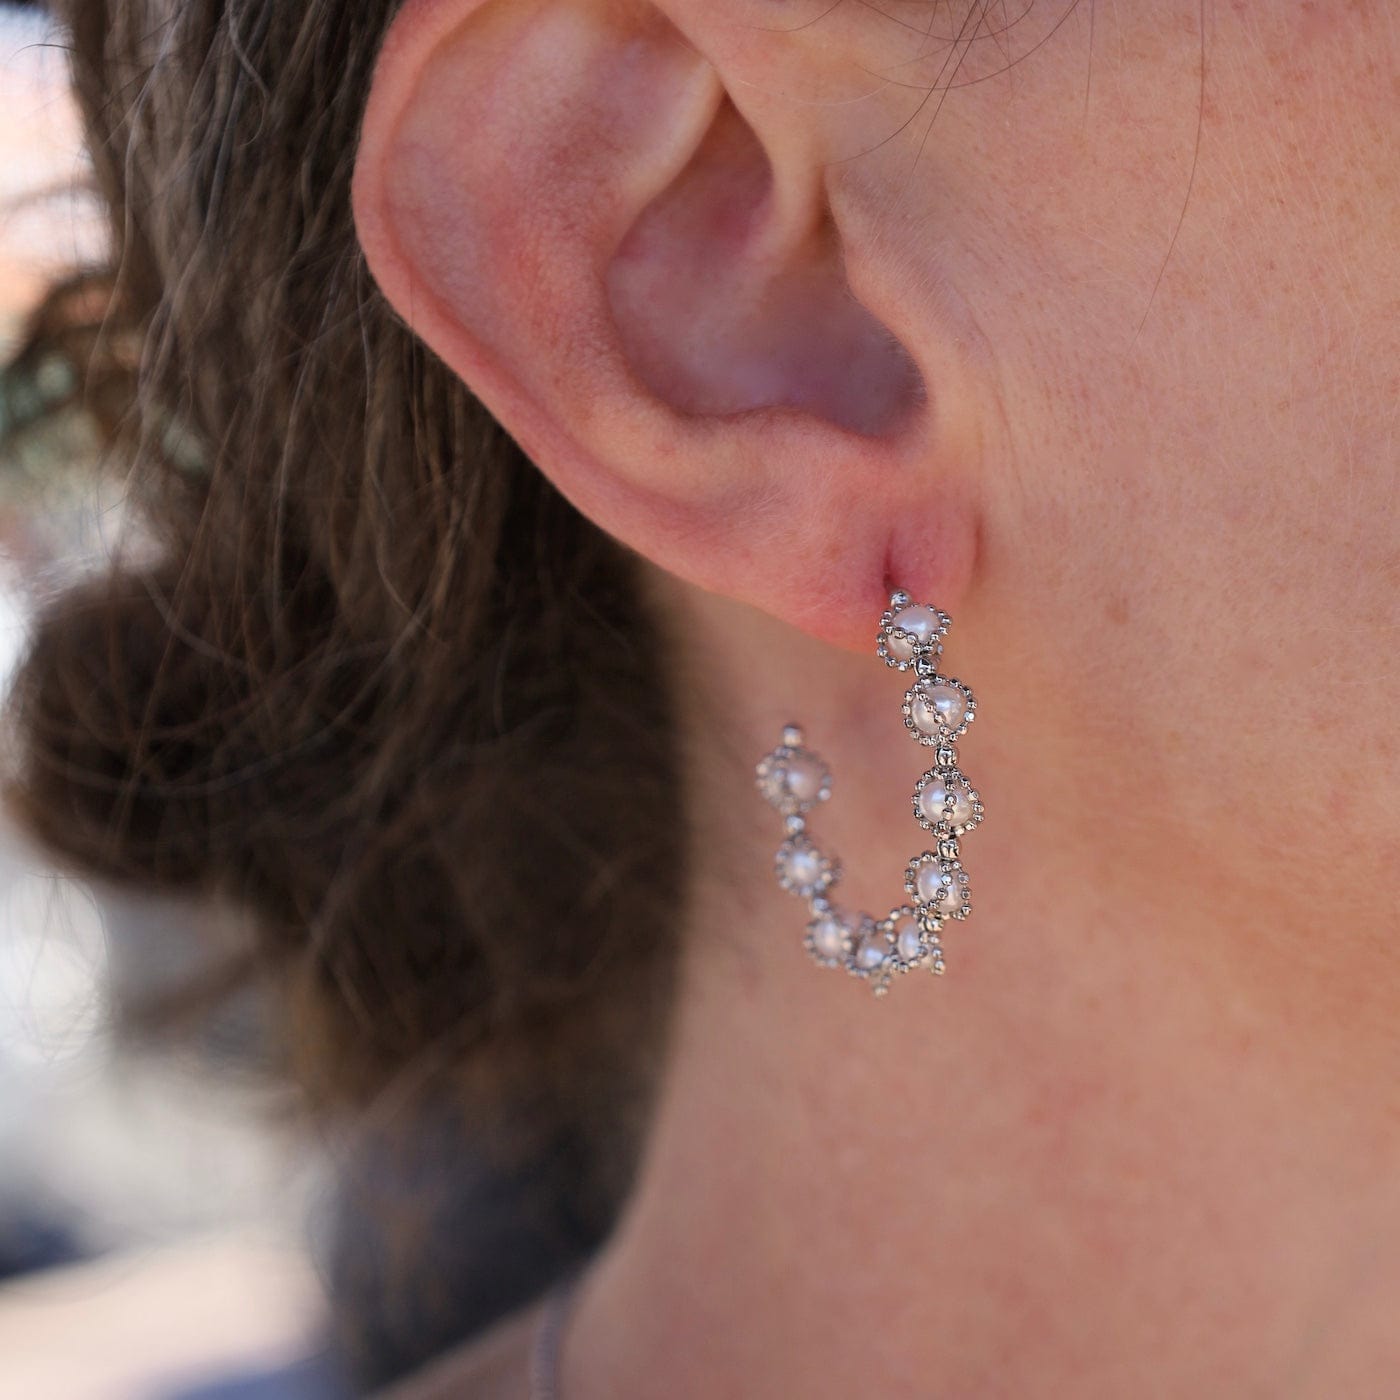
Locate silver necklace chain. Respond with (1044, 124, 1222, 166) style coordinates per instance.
(528, 1271, 580, 1400)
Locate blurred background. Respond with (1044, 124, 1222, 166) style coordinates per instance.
(0, 5, 338, 1395)
(0, 7, 613, 1395)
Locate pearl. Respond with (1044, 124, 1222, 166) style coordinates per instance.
(783, 752, 826, 803)
(758, 747, 829, 812)
(911, 682, 967, 736)
(919, 779, 974, 828)
(855, 927, 890, 971)
(916, 861, 962, 912)
(782, 846, 824, 887)
(886, 605, 941, 661)
(810, 913, 847, 959)
(893, 915, 924, 962)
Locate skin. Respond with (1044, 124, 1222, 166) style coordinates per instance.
(354, 1, 1400, 1394)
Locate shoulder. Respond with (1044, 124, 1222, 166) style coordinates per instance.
(375, 1297, 545, 1400)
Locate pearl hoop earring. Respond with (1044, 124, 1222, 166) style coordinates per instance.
(754, 589, 984, 995)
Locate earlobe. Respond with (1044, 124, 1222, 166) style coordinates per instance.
(352, 0, 978, 653)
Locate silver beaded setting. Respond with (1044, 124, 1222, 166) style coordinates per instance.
(753, 588, 986, 994)
(876, 601, 950, 671)
(911, 765, 983, 837)
(901, 674, 977, 745)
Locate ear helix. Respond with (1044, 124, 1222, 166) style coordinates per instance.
(754, 589, 984, 995)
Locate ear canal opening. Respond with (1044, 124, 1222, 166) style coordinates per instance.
(606, 95, 926, 438)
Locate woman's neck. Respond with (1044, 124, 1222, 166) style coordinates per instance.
(561, 583, 1400, 1397)
(569, 892, 1400, 1397)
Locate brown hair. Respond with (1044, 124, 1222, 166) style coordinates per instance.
(1, 0, 685, 1141)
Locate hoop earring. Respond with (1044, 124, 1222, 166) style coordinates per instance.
(754, 588, 984, 995)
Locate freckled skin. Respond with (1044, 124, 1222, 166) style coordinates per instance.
(801, 0, 1400, 894)
(638, 4, 1400, 1394)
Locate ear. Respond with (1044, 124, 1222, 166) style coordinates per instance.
(351, 0, 979, 651)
